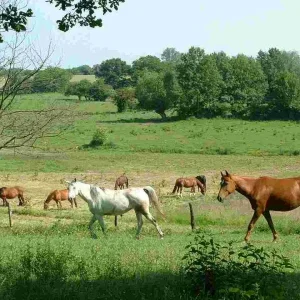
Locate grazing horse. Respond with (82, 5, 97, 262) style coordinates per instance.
(0, 186, 25, 206)
(217, 170, 300, 242)
(44, 189, 77, 210)
(172, 177, 206, 197)
(196, 175, 207, 192)
(66, 179, 164, 239)
(114, 174, 129, 190)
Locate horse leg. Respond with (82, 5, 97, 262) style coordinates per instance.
(95, 215, 106, 235)
(19, 193, 25, 206)
(135, 210, 143, 239)
(18, 196, 23, 206)
(2, 197, 7, 206)
(263, 211, 278, 242)
(68, 199, 73, 208)
(244, 209, 262, 242)
(180, 186, 183, 197)
(55, 200, 59, 209)
(58, 200, 62, 209)
(88, 215, 98, 239)
(142, 211, 164, 239)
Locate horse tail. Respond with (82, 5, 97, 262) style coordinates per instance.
(143, 186, 165, 218)
(172, 184, 177, 194)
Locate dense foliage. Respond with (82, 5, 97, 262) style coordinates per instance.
(184, 232, 295, 299)
(1, 44, 300, 120)
(65, 79, 114, 101)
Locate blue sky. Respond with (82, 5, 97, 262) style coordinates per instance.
(29, 0, 300, 68)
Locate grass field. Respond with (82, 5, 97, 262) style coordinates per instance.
(1, 93, 300, 299)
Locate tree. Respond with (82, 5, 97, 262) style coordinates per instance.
(176, 47, 223, 118)
(0, 0, 125, 42)
(132, 55, 164, 82)
(31, 67, 72, 93)
(161, 48, 181, 63)
(135, 71, 177, 118)
(69, 65, 94, 75)
(270, 71, 300, 118)
(226, 54, 268, 118)
(257, 48, 300, 118)
(65, 79, 92, 100)
(113, 87, 136, 112)
(0, 33, 73, 150)
(89, 79, 114, 101)
(93, 58, 132, 89)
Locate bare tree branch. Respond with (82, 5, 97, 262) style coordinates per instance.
(0, 2, 75, 151)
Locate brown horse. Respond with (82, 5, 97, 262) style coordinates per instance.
(172, 176, 206, 197)
(0, 186, 25, 206)
(44, 189, 77, 210)
(217, 170, 300, 242)
(115, 174, 129, 190)
(196, 175, 207, 192)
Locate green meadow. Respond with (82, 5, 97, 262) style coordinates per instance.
(0, 93, 300, 299)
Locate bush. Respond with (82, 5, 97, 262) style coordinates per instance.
(183, 232, 294, 299)
(113, 87, 137, 112)
(89, 128, 107, 147)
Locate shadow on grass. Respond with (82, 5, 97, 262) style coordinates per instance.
(2, 269, 300, 300)
(99, 116, 181, 124)
(1, 272, 190, 300)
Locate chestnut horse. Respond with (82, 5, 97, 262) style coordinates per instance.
(172, 176, 206, 197)
(196, 175, 207, 192)
(0, 186, 25, 206)
(114, 174, 129, 190)
(217, 170, 300, 242)
(44, 189, 77, 210)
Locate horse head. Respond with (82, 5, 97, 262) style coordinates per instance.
(217, 170, 236, 202)
(66, 179, 80, 199)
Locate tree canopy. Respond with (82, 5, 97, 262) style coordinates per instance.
(0, 0, 125, 42)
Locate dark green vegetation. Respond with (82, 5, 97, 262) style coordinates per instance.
(5, 46, 300, 121)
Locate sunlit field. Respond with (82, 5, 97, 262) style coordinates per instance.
(1, 93, 300, 299)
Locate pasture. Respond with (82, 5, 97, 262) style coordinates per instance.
(0, 93, 300, 299)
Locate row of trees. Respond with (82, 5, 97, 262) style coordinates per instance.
(3, 47, 300, 120)
(86, 47, 300, 120)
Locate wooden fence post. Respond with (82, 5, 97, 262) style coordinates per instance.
(114, 215, 118, 227)
(8, 203, 12, 227)
(188, 202, 195, 231)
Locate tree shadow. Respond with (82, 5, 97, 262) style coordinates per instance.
(99, 115, 181, 124)
(3, 269, 300, 300)
(1, 272, 190, 300)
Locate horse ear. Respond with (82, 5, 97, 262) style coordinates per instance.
(220, 171, 224, 177)
(225, 170, 231, 177)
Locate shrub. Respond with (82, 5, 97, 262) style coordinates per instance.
(89, 128, 107, 147)
(113, 87, 137, 112)
(183, 232, 294, 299)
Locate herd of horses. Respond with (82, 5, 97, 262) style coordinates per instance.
(1, 171, 300, 242)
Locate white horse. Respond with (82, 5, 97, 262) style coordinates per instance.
(66, 179, 164, 239)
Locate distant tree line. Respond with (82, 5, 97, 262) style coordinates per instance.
(3, 47, 300, 120)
